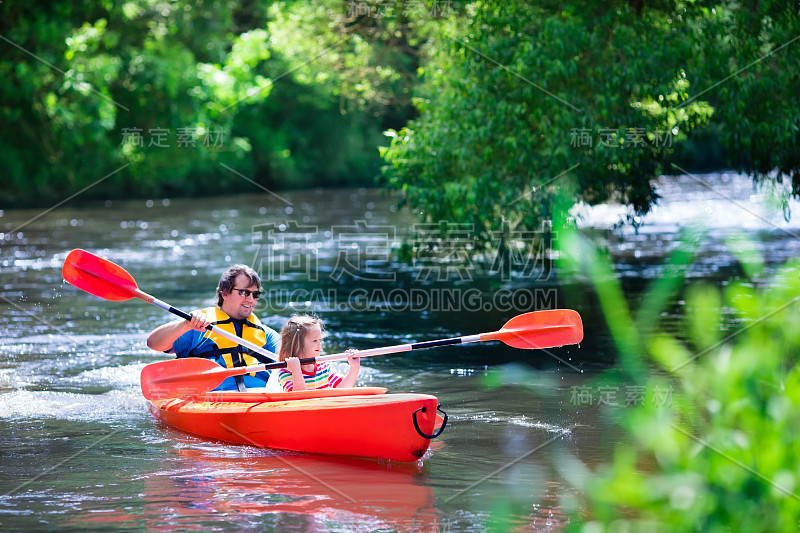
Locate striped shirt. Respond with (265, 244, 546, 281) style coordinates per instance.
(277, 361, 343, 392)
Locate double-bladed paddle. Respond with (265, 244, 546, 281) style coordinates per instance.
(139, 309, 583, 399)
(62, 248, 278, 362)
(61, 248, 583, 401)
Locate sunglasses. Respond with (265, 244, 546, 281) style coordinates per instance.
(232, 288, 262, 299)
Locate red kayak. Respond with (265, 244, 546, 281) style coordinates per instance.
(147, 387, 447, 462)
(62, 250, 578, 462)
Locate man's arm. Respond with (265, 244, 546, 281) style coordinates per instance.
(146, 310, 211, 352)
(263, 327, 281, 361)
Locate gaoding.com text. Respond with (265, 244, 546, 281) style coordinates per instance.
(259, 287, 558, 313)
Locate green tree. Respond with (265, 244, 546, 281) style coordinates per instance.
(252, 0, 461, 189)
(381, 0, 799, 240)
(1, 0, 263, 206)
(1, 1, 115, 204)
(1, 0, 450, 207)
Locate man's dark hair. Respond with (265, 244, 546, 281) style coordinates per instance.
(216, 265, 262, 306)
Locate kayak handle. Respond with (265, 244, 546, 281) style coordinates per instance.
(412, 404, 448, 439)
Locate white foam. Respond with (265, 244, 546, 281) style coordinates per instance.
(71, 363, 145, 388)
(508, 416, 572, 435)
(0, 389, 147, 422)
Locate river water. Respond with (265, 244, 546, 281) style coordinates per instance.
(1, 172, 799, 531)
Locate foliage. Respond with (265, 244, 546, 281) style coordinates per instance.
(381, 0, 800, 240)
(1, 0, 451, 207)
(235, 0, 460, 190)
(5, 0, 796, 212)
(554, 221, 800, 531)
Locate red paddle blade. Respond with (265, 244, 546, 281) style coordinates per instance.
(62, 249, 139, 301)
(140, 358, 227, 400)
(483, 309, 583, 349)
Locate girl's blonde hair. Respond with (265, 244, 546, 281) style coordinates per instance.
(279, 314, 325, 361)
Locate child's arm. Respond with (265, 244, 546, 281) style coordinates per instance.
(335, 350, 360, 388)
(286, 357, 308, 391)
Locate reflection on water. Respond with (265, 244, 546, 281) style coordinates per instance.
(2, 174, 799, 530)
(64, 445, 439, 532)
(573, 171, 800, 279)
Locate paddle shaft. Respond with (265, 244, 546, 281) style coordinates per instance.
(132, 287, 278, 362)
(197, 323, 575, 381)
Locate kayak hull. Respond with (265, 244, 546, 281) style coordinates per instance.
(147, 387, 442, 462)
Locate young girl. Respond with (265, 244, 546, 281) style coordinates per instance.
(277, 314, 360, 392)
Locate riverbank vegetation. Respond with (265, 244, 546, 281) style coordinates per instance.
(382, 0, 800, 238)
(479, 205, 800, 529)
(558, 224, 800, 531)
(3, 0, 798, 228)
(1, 0, 441, 206)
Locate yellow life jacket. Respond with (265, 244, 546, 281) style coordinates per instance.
(197, 306, 271, 375)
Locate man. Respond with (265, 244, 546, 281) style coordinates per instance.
(147, 265, 280, 391)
